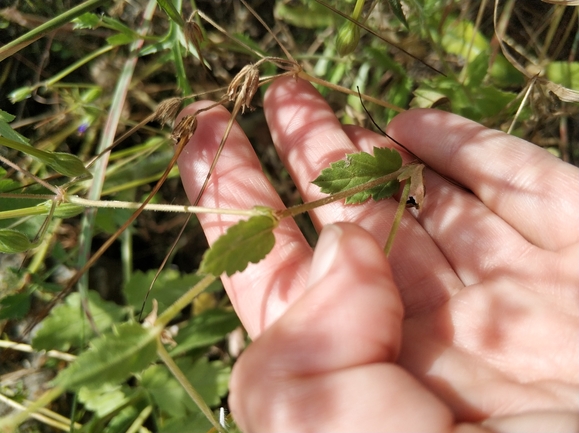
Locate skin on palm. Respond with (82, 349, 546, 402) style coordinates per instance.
(177, 76, 579, 432)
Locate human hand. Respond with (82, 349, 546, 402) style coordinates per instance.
(176, 76, 579, 432)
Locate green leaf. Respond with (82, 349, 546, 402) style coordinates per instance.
(0, 292, 30, 320)
(0, 110, 29, 144)
(32, 291, 125, 351)
(441, 19, 489, 62)
(78, 384, 132, 418)
(52, 322, 157, 391)
(142, 364, 191, 418)
(312, 147, 402, 204)
(107, 32, 138, 46)
(47, 152, 92, 177)
(387, 0, 409, 29)
(178, 357, 230, 406)
(0, 229, 33, 253)
(170, 309, 241, 357)
(199, 215, 278, 277)
(156, 0, 185, 27)
(72, 12, 101, 29)
(123, 269, 222, 318)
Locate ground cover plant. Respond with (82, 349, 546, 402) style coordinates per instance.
(0, 0, 578, 431)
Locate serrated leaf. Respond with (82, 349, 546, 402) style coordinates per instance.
(32, 291, 125, 351)
(387, 0, 409, 29)
(312, 147, 402, 204)
(0, 229, 33, 253)
(53, 322, 157, 391)
(199, 215, 278, 277)
(170, 308, 240, 357)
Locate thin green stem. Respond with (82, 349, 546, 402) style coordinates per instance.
(156, 273, 216, 328)
(157, 341, 225, 433)
(0, 0, 111, 61)
(40, 45, 115, 90)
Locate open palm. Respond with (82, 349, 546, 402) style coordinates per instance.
(177, 77, 579, 432)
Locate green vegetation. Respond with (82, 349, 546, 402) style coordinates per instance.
(0, 0, 577, 431)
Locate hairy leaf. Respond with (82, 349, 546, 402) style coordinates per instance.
(52, 322, 157, 391)
(312, 147, 402, 204)
(199, 215, 278, 277)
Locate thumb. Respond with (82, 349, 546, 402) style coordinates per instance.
(229, 223, 452, 432)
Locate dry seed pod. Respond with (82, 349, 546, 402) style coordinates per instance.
(171, 114, 198, 145)
(155, 97, 183, 127)
(227, 64, 260, 113)
(185, 19, 204, 50)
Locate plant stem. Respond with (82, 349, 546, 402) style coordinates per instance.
(155, 273, 216, 328)
(276, 169, 404, 219)
(298, 71, 405, 112)
(157, 340, 225, 433)
(0, 0, 111, 61)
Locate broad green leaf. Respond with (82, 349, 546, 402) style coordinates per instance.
(0, 292, 30, 320)
(199, 215, 278, 277)
(156, 0, 186, 27)
(32, 291, 125, 351)
(142, 364, 191, 418)
(0, 229, 33, 253)
(170, 309, 241, 357)
(312, 147, 402, 204)
(123, 269, 222, 318)
(387, 0, 409, 29)
(178, 357, 230, 406)
(52, 322, 157, 391)
(78, 384, 132, 418)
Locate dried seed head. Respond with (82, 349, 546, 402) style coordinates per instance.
(155, 97, 183, 127)
(171, 114, 198, 145)
(227, 64, 260, 113)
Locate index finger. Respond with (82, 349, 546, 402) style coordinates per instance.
(386, 109, 579, 251)
(176, 102, 313, 338)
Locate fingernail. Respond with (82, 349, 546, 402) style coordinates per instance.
(307, 224, 342, 288)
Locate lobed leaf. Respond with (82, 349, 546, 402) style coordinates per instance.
(199, 215, 278, 277)
(312, 147, 402, 204)
(32, 291, 125, 351)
